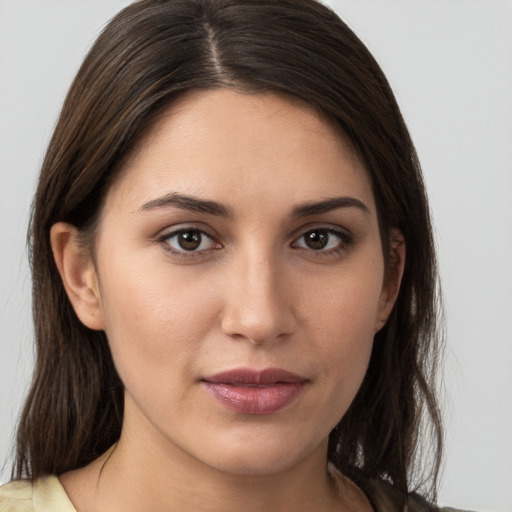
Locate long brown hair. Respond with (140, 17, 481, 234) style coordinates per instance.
(15, 0, 443, 505)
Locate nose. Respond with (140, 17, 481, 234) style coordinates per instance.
(220, 250, 296, 345)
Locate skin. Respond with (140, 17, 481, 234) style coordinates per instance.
(52, 89, 404, 512)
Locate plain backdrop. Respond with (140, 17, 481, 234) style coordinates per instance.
(1, 1, 511, 510)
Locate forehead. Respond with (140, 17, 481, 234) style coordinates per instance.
(106, 88, 376, 216)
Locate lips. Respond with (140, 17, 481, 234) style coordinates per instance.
(201, 368, 308, 415)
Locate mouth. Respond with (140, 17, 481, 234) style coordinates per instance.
(201, 368, 308, 415)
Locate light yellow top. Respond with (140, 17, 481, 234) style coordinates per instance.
(0, 476, 76, 512)
(0, 472, 472, 512)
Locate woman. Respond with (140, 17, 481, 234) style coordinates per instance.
(0, 0, 455, 510)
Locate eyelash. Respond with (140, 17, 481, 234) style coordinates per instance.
(157, 228, 220, 258)
(157, 226, 354, 259)
(291, 228, 354, 256)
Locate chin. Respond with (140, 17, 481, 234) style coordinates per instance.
(207, 453, 302, 476)
(191, 428, 326, 477)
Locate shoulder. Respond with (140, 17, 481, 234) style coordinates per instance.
(326, 465, 474, 512)
(365, 478, 476, 512)
(0, 476, 76, 512)
(0, 479, 33, 512)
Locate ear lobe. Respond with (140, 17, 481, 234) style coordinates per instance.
(50, 222, 105, 330)
(375, 229, 406, 333)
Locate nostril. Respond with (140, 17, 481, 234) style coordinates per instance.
(219, 263, 296, 343)
(221, 316, 296, 346)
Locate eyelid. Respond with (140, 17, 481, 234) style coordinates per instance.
(290, 222, 353, 241)
(156, 224, 223, 257)
(155, 222, 218, 241)
(154, 222, 354, 259)
(290, 225, 354, 253)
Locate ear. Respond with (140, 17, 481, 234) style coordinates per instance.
(50, 222, 105, 330)
(375, 229, 406, 333)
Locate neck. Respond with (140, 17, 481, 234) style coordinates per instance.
(95, 434, 339, 512)
(60, 400, 369, 512)
(62, 433, 344, 512)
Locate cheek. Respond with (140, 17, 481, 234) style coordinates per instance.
(301, 263, 383, 404)
(96, 254, 221, 396)
(305, 258, 384, 343)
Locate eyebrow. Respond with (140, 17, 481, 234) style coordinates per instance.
(138, 192, 369, 218)
(139, 192, 233, 217)
(291, 196, 370, 218)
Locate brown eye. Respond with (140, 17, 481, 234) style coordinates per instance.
(163, 229, 217, 253)
(294, 228, 350, 252)
(304, 230, 329, 250)
(177, 230, 202, 250)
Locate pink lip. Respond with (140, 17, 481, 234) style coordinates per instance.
(201, 368, 308, 415)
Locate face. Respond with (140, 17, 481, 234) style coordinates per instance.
(56, 89, 402, 476)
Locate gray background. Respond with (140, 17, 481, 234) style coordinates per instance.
(1, 1, 511, 510)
